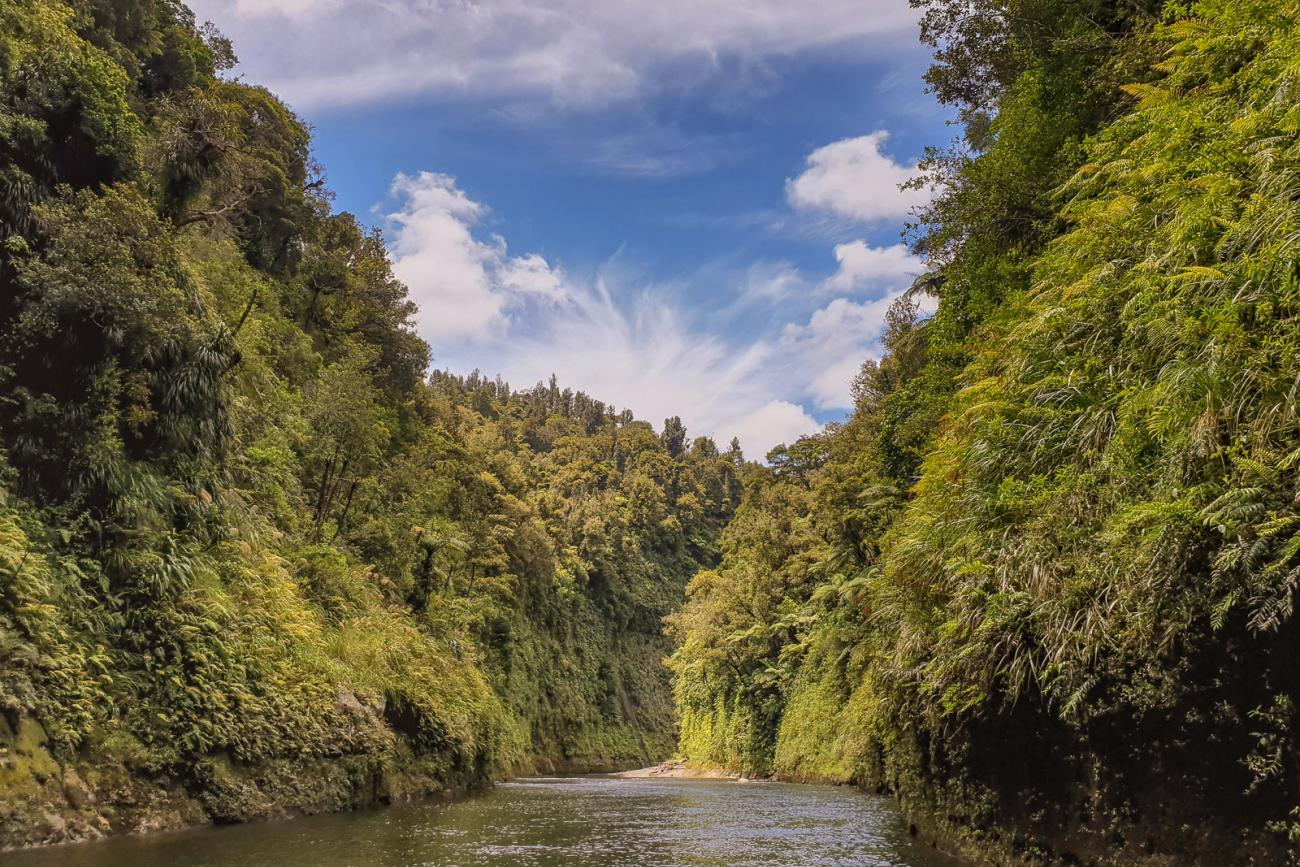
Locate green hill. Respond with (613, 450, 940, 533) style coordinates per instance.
(668, 0, 1300, 862)
(0, 0, 739, 846)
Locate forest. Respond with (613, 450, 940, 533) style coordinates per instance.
(0, 0, 741, 845)
(2, 0, 1300, 864)
(669, 0, 1300, 862)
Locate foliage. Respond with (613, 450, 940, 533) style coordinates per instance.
(670, 0, 1300, 862)
(0, 2, 739, 833)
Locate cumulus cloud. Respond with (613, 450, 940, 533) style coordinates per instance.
(820, 240, 923, 295)
(188, 0, 919, 110)
(499, 254, 570, 302)
(381, 160, 934, 453)
(786, 132, 931, 222)
(385, 172, 569, 342)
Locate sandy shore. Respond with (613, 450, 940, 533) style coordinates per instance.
(614, 760, 742, 780)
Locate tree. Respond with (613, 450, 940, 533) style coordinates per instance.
(0, 0, 141, 238)
(302, 344, 391, 540)
(660, 416, 687, 458)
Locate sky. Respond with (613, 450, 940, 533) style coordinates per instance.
(187, 0, 952, 459)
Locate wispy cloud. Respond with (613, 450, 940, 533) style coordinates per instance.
(779, 295, 908, 411)
(483, 284, 822, 458)
(381, 115, 940, 453)
(379, 170, 858, 456)
(190, 0, 919, 111)
(579, 128, 729, 177)
(740, 260, 807, 304)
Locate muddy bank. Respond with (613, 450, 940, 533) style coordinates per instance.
(615, 759, 746, 780)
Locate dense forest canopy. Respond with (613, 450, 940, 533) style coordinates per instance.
(0, 0, 741, 844)
(668, 0, 1300, 862)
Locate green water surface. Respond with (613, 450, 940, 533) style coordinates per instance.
(6, 775, 965, 866)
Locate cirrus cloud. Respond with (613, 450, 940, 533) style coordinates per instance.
(381, 125, 939, 456)
(188, 0, 920, 111)
(369, 165, 949, 457)
(780, 294, 907, 411)
(383, 170, 826, 456)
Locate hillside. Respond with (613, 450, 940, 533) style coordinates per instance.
(668, 0, 1300, 863)
(0, 0, 738, 846)
(6, 0, 1300, 863)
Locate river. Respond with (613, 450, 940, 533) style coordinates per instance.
(6, 775, 964, 866)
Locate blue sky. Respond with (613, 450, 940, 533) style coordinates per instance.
(188, 0, 952, 457)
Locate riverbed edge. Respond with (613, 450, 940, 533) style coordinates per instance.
(0, 711, 655, 853)
(1, 716, 1150, 867)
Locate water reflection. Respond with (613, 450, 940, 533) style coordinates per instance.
(5, 776, 964, 866)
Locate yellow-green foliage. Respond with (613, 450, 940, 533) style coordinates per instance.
(0, 3, 740, 831)
(670, 0, 1300, 860)
(0, 496, 111, 749)
(676, 694, 761, 772)
(773, 664, 860, 784)
(667, 458, 825, 776)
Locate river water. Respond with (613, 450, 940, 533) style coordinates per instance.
(7, 775, 964, 866)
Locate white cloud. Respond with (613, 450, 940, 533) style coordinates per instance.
(727, 402, 822, 459)
(780, 295, 903, 411)
(385, 171, 568, 342)
(379, 170, 832, 456)
(742, 260, 807, 303)
(188, 0, 919, 110)
(786, 132, 931, 222)
(499, 254, 570, 301)
(821, 240, 922, 295)
(381, 161, 937, 453)
(481, 286, 820, 457)
(232, 0, 325, 15)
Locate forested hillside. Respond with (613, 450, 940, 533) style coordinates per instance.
(0, 0, 740, 846)
(669, 0, 1300, 863)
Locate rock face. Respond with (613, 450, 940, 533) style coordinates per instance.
(0, 711, 480, 851)
(60, 767, 94, 810)
(0, 715, 104, 847)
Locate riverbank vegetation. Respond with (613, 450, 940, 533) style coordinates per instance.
(0, 0, 739, 846)
(669, 0, 1300, 862)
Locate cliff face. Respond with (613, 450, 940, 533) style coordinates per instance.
(1, 712, 448, 849)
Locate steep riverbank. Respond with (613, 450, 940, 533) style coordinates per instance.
(0, 711, 484, 850)
(1, 712, 672, 850)
(646, 739, 1283, 865)
(0, 1, 743, 855)
(663, 2, 1300, 863)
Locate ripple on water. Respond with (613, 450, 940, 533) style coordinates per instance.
(2, 775, 965, 867)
